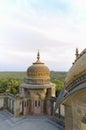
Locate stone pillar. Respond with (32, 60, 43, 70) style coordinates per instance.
(12, 100, 14, 114)
(20, 101, 22, 114)
(0, 98, 4, 109)
(8, 98, 10, 109)
(72, 102, 79, 130)
(9, 99, 11, 111)
(65, 104, 73, 130)
(41, 99, 44, 114)
(4, 96, 8, 109)
(46, 100, 51, 116)
(41, 93, 46, 114)
(10, 100, 13, 112)
(14, 98, 21, 117)
(31, 99, 33, 114)
(51, 86, 56, 97)
(30, 91, 34, 114)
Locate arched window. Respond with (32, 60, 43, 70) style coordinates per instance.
(35, 100, 37, 107)
(35, 100, 40, 107)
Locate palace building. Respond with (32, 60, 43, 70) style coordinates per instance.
(0, 51, 56, 117)
(0, 48, 86, 130)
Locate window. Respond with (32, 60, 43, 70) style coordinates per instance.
(35, 100, 37, 107)
(35, 100, 40, 107)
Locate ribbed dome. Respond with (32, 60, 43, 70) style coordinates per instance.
(65, 48, 86, 87)
(26, 51, 50, 85)
(27, 64, 50, 77)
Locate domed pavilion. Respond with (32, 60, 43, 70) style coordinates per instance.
(55, 48, 86, 130)
(19, 51, 56, 115)
(63, 48, 86, 130)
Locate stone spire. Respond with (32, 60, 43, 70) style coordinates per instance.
(33, 50, 44, 64)
(73, 48, 79, 64)
(75, 48, 79, 60)
(37, 50, 40, 61)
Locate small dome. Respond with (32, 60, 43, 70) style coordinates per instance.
(27, 64, 50, 78)
(26, 51, 50, 85)
(65, 48, 86, 87)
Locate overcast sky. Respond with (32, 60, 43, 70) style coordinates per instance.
(0, 0, 86, 71)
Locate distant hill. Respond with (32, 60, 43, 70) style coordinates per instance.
(0, 71, 67, 81)
(0, 72, 26, 80)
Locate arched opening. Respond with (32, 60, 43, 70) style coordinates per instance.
(34, 94, 41, 115)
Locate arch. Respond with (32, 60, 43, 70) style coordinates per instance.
(63, 83, 86, 103)
(34, 93, 41, 115)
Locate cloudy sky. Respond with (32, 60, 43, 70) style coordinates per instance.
(0, 0, 86, 71)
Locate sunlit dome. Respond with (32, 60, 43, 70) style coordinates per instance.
(65, 48, 86, 88)
(26, 51, 50, 85)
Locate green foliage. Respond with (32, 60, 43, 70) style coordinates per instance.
(0, 71, 67, 95)
(0, 72, 25, 95)
(6, 79, 22, 95)
(50, 71, 67, 94)
(0, 79, 22, 95)
(0, 79, 8, 93)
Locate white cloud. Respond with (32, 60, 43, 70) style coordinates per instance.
(0, 0, 86, 71)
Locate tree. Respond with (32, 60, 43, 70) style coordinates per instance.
(6, 79, 21, 95)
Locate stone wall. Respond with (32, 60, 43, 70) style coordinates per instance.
(64, 89, 86, 130)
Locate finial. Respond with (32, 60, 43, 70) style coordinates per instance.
(75, 48, 79, 59)
(37, 50, 40, 60)
(33, 50, 44, 64)
(73, 48, 79, 64)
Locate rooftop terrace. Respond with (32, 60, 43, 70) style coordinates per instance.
(0, 110, 64, 130)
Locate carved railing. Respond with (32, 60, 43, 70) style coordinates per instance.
(65, 73, 86, 92)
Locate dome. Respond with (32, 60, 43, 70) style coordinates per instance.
(27, 64, 50, 77)
(26, 51, 50, 85)
(65, 48, 86, 88)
